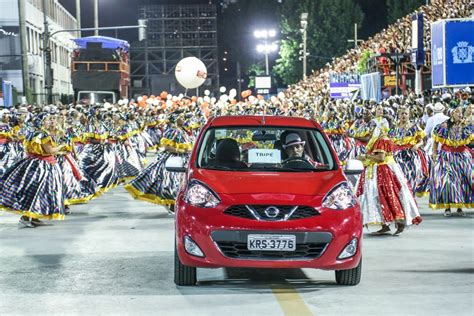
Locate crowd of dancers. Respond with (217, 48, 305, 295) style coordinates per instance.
(0, 88, 472, 231)
(0, 0, 473, 230)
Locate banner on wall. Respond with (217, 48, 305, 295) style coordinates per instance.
(329, 73, 361, 99)
(1, 80, 13, 107)
(360, 72, 382, 103)
(431, 18, 474, 88)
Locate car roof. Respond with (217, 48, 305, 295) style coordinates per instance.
(207, 115, 322, 129)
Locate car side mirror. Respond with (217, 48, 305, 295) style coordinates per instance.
(344, 159, 364, 175)
(165, 156, 187, 173)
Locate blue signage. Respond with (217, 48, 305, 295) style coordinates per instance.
(329, 73, 361, 99)
(431, 19, 474, 88)
(411, 13, 425, 67)
(445, 20, 474, 86)
(431, 21, 445, 87)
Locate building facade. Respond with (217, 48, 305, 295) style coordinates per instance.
(0, 0, 76, 105)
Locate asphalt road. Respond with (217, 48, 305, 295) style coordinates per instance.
(0, 186, 473, 316)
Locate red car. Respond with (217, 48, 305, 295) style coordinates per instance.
(166, 115, 364, 286)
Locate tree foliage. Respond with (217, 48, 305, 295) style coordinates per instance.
(274, 0, 364, 85)
(386, 0, 425, 24)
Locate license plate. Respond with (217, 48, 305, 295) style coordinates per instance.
(247, 234, 296, 251)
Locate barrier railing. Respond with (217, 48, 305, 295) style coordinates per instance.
(72, 61, 129, 73)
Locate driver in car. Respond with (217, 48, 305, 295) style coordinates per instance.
(282, 132, 319, 167)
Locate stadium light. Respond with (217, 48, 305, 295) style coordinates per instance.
(254, 29, 278, 75)
(300, 12, 309, 80)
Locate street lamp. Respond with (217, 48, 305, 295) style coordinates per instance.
(300, 13, 308, 80)
(94, 0, 99, 36)
(254, 29, 277, 75)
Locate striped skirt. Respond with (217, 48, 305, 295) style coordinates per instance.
(0, 157, 65, 220)
(58, 154, 98, 205)
(113, 142, 142, 181)
(125, 151, 188, 205)
(0, 143, 19, 178)
(130, 134, 148, 163)
(79, 143, 118, 191)
(146, 127, 162, 148)
(394, 148, 429, 196)
(429, 149, 474, 209)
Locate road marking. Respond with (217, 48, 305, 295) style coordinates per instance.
(272, 286, 313, 315)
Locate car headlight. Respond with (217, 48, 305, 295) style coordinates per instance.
(184, 180, 221, 208)
(322, 182, 357, 210)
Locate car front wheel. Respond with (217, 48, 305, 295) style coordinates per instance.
(335, 258, 362, 286)
(174, 241, 197, 286)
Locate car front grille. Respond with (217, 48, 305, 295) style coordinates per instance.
(224, 205, 319, 221)
(211, 231, 332, 261)
(215, 241, 328, 260)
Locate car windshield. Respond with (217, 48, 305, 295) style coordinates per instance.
(197, 126, 336, 172)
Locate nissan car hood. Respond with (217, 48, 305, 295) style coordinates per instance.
(190, 169, 345, 196)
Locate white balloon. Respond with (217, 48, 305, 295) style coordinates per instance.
(123, 98, 129, 104)
(204, 89, 210, 96)
(117, 100, 124, 106)
(153, 99, 159, 106)
(172, 96, 178, 102)
(166, 100, 173, 108)
(167, 94, 172, 100)
(248, 95, 256, 102)
(219, 86, 226, 93)
(204, 96, 211, 102)
(137, 96, 143, 102)
(220, 94, 229, 102)
(146, 98, 153, 104)
(277, 92, 286, 100)
(175, 57, 207, 89)
(178, 93, 184, 99)
(211, 97, 217, 103)
(229, 88, 237, 97)
(197, 97, 204, 103)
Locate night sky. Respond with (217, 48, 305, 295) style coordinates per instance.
(59, 0, 214, 41)
(59, 0, 388, 86)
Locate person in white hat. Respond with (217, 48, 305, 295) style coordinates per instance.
(424, 102, 449, 140)
(281, 132, 320, 168)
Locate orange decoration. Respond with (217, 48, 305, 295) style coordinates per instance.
(160, 91, 168, 99)
(241, 90, 252, 99)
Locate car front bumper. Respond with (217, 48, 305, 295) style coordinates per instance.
(175, 196, 362, 270)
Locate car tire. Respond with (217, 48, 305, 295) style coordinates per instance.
(335, 258, 362, 286)
(174, 242, 197, 286)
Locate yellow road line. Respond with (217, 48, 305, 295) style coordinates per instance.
(272, 287, 314, 316)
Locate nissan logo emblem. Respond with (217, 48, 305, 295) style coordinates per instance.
(264, 206, 280, 218)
